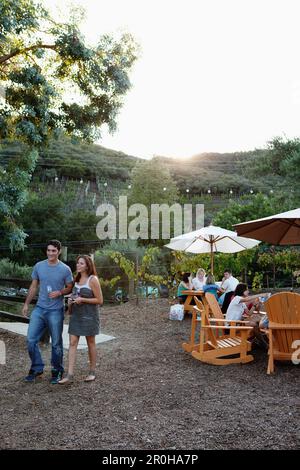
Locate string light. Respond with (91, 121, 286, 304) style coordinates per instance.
(186, 189, 189, 193)
(207, 189, 211, 194)
(79, 178, 83, 184)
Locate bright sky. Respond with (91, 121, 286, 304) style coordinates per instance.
(47, 0, 300, 158)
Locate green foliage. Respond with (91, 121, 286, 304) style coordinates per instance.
(280, 148, 300, 179)
(213, 193, 284, 230)
(0, 134, 139, 184)
(268, 136, 300, 176)
(0, 0, 139, 250)
(95, 244, 166, 291)
(251, 272, 263, 291)
(258, 249, 300, 275)
(1, 189, 101, 264)
(170, 249, 258, 283)
(128, 158, 179, 244)
(0, 2, 138, 145)
(240, 136, 300, 180)
(129, 158, 178, 206)
(0, 257, 32, 279)
(0, 148, 38, 250)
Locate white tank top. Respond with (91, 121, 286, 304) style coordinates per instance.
(75, 275, 94, 290)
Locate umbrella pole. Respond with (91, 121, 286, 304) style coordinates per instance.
(210, 236, 214, 274)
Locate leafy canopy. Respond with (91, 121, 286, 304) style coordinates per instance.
(0, 0, 138, 250)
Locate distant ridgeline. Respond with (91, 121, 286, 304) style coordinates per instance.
(0, 136, 297, 197)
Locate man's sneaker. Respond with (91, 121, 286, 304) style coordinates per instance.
(24, 370, 43, 383)
(50, 369, 63, 385)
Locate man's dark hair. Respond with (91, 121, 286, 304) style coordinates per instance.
(224, 268, 232, 274)
(47, 239, 62, 251)
(234, 283, 248, 297)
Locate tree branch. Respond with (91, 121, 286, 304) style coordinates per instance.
(0, 44, 57, 65)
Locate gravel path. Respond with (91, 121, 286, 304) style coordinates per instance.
(0, 299, 299, 450)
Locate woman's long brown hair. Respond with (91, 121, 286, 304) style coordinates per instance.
(74, 255, 98, 283)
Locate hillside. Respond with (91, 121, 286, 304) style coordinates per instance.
(1, 136, 298, 202)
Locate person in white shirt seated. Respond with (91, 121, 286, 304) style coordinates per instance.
(192, 268, 206, 291)
(218, 269, 239, 306)
(226, 283, 268, 322)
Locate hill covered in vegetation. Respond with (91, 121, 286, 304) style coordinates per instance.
(1, 135, 296, 197)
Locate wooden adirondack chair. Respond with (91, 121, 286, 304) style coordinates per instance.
(191, 295, 254, 365)
(182, 297, 205, 353)
(182, 295, 228, 353)
(204, 293, 225, 329)
(264, 292, 300, 374)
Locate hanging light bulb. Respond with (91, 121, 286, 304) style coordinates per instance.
(207, 189, 211, 194)
(186, 188, 190, 193)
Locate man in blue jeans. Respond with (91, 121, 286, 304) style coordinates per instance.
(22, 240, 73, 384)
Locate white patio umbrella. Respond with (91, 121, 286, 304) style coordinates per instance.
(234, 208, 300, 245)
(165, 225, 260, 274)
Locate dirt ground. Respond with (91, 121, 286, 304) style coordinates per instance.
(0, 299, 299, 450)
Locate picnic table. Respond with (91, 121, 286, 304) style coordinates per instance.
(181, 290, 204, 313)
(181, 284, 223, 314)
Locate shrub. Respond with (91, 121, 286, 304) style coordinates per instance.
(0, 258, 32, 279)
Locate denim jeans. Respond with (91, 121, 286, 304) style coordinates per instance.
(27, 306, 64, 373)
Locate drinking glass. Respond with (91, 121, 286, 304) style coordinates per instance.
(47, 285, 52, 303)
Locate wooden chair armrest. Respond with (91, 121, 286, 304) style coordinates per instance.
(269, 322, 300, 330)
(208, 318, 250, 324)
(201, 325, 253, 330)
(192, 306, 202, 313)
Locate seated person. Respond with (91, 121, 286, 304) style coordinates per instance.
(192, 268, 206, 290)
(218, 269, 239, 306)
(221, 291, 235, 314)
(226, 283, 270, 322)
(177, 273, 193, 304)
(256, 314, 270, 349)
(203, 273, 220, 299)
(259, 314, 269, 330)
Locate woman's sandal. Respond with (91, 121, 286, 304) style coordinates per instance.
(58, 374, 74, 385)
(84, 371, 96, 382)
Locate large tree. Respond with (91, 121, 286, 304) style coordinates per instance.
(0, 0, 138, 250)
(128, 158, 179, 244)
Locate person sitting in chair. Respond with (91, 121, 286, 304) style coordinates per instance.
(192, 268, 206, 290)
(177, 273, 193, 304)
(218, 269, 239, 307)
(203, 273, 220, 299)
(226, 283, 270, 322)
